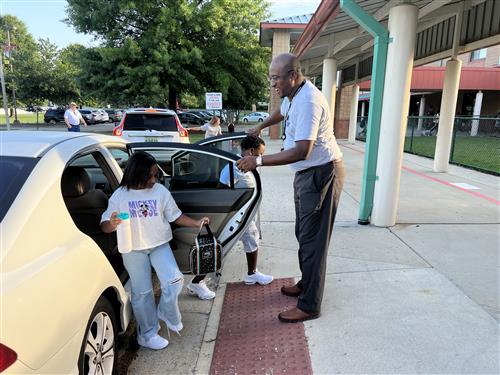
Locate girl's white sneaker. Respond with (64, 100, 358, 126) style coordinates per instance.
(137, 334, 169, 350)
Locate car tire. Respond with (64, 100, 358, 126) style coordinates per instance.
(78, 296, 118, 375)
(258, 118, 264, 122)
(243, 118, 248, 123)
(108, 118, 114, 123)
(49, 119, 56, 125)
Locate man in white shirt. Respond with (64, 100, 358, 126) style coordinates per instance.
(238, 53, 345, 323)
(64, 102, 87, 132)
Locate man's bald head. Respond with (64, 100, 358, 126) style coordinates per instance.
(270, 53, 302, 77)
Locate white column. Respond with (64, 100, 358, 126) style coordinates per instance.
(417, 95, 425, 132)
(361, 101, 366, 117)
(470, 90, 483, 136)
(348, 84, 360, 144)
(372, 4, 419, 227)
(269, 30, 291, 139)
(322, 58, 337, 122)
(433, 59, 462, 172)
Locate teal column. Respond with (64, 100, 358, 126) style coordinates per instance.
(340, 0, 390, 224)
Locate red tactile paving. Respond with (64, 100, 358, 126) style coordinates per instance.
(210, 278, 313, 375)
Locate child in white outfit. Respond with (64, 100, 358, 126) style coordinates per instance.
(187, 136, 273, 300)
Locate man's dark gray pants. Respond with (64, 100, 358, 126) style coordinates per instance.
(293, 160, 345, 313)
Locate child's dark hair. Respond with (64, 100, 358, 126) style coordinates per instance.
(120, 151, 157, 190)
(240, 135, 265, 152)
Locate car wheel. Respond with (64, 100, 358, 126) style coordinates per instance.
(78, 296, 117, 375)
(258, 118, 264, 122)
(243, 118, 248, 123)
(49, 119, 56, 125)
(108, 118, 114, 123)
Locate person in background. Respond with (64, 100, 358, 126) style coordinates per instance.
(64, 102, 87, 132)
(186, 135, 273, 300)
(188, 116, 222, 138)
(227, 122, 235, 133)
(100, 151, 209, 350)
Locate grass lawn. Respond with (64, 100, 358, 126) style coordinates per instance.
(405, 135, 500, 174)
(188, 133, 204, 143)
(0, 112, 45, 124)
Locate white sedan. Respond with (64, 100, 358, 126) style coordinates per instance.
(242, 112, 269, 123)
(0, 131, 261, 374)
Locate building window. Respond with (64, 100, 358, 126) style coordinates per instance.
(470, 48, 487, 61)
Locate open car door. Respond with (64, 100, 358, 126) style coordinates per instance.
(127, 141, 261, 273)
(195, 131, 248, 153)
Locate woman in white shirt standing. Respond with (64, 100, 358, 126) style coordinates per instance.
(188, 116, 222, 138)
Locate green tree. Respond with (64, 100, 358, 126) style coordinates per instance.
(15, 38, 82, 105)
(66, 0, 270, 109)
(0, 15, 38, 107)
(0, 16, 85, 107)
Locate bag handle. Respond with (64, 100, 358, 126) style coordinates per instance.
(199, 222, 213, 237)
(197, 221, 213, 235)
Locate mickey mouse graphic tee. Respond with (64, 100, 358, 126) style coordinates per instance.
(101, 183, 182, 251)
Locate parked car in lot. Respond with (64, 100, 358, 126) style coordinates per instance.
(242, 112, 269, 123)
(79, 109, 99, 124)
(177, 111, 205, 126)
(98, 109, 110, 123)
(113, 108, 190, 143)
(0, 131, 261, 374)
(105, 109, 123, 123)
(206, 110, 227, 122)
(188, 110, 212, 121)
(26, 104, 43, 112)
(43, 108, 66, 124)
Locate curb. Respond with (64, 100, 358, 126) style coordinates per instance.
(194, 283, 227, 374)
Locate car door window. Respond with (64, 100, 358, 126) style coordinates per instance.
(106, 147, 130, 171)
(127, 142, 261, 272)
(195, 132, 247, 155)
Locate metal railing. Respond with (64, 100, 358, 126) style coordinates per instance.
(356, 115, 500, 175)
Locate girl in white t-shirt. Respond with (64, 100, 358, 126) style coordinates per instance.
(188, 116, 222, 138)
(101, 151, 209, 350)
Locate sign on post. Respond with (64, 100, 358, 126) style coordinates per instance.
(205, 92, 222, 110)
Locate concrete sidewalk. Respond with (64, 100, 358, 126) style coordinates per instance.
(130, 137, 499, 374)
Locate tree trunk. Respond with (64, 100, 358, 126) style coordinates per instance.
(168, 89, 177, 111)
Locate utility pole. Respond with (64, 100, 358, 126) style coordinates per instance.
(0, 51, 11, 131)
(6, 28, 19, 124)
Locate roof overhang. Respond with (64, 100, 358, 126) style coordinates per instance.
(291, 0, 500, 81)
(260, 14, 312, 48)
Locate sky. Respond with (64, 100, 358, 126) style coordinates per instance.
(0, 0, 321, 48)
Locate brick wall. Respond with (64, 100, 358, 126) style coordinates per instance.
(269, 30, 290, 139)
(430, 44, 500, 68)
(484, 45, 500, 67)
(333, 84, 352, 139)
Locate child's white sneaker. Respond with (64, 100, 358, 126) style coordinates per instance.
(137, 334, 169, 350)
(244, 270, 273, 285)
(187, 280, 216, 300)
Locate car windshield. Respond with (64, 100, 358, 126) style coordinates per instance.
(0, 156, 39, 222)
(123, 113, 178, 131)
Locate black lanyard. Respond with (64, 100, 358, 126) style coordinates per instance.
(282, 80, 307, 142)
